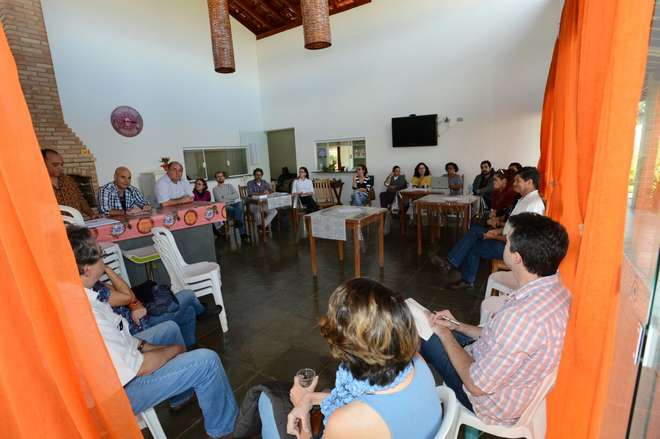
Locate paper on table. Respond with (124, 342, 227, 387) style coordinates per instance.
(405, 298, 434, 340)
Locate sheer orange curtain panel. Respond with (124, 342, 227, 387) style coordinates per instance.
(0, 26, 141, 438)
(539, 0, 654, 437)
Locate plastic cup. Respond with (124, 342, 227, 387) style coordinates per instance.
(296, 368, 317, 388)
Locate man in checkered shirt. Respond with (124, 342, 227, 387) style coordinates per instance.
(421, 213, 570, 426)
(98, 167, 151, 215)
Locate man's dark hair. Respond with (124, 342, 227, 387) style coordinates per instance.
(215, 171, 226, 178)
(515, 166, 540, 189)
(445, 162, 459, 172)
(480, 160, 492, 168)
(508, 162, 523, 172)
(41, 148, 59, 160)
(507, 213, 568, 276)
(253, 168, 264, 176)
(392, 165, 400, 172)
(66, 225, 103, 274)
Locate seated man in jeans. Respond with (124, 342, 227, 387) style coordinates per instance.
(431, 167, 546, 289)
(213, 171, 247, 239)
(421, 213, 570, 426)
(68, 227, 237, 438)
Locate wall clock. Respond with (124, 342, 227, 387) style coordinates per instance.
(111, 106, 143, 137)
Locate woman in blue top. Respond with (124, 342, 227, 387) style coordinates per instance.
(259, 278, 443, 439)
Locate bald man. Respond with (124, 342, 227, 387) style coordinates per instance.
(98, 167, 151, 216)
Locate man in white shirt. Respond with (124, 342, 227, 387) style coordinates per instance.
(155, 161, 193, 207)
(66, 226, 237, 438)
(433, 167, 545, 289)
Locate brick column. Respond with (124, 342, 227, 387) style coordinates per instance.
(0, 0, 98, 187)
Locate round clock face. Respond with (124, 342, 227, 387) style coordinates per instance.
(111, 106, 143, 137)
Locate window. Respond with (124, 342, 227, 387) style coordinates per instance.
(183, 147, 249, 181)
(316, 138, 366, 172)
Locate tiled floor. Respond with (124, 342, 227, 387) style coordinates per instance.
(144, 219, 491, 438)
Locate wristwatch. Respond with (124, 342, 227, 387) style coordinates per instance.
(137, 340, 146, 352)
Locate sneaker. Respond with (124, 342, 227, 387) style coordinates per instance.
(447, 279, 473, 290)
(430, 254, 453, 273)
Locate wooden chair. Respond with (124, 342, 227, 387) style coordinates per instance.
(313, 179, 338, 208)
(491, 259, 510, 273)
(238, 185, 257, 239)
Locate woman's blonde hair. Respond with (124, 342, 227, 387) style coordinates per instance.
(319, 278, 419, 386)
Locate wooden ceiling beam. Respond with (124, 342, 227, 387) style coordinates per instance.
(227, 0, 371, 40)
(277, 0, 300, 13)
(231, 0, 271, 29)
(256, 0, 371, 39)
(254, 0, 288, 25)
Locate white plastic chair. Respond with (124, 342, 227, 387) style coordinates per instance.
(479, 271, 518, 326)
(434, 385, 459, 439)
(452, 370, 558, 439)
(137, 407, 166, 439)
(59, 205, 84, 225)
(151, 227, 228, 332)
(99, 242, 131, 286)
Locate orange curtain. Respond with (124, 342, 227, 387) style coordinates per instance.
(0, 27, 141, 438)
(539, 0, 654, 437)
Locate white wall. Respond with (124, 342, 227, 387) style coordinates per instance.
(41, 0, 266, 188)
(257, 0, 560, 197)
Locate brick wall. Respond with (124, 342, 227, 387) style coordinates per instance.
(0, 0, 98, 187)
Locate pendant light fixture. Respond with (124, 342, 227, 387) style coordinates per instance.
(208, 0, 235, 73)
(301, 0, 332, 50)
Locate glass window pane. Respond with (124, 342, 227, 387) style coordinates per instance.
(183, 150, 205, 181)
(315, 138, 366, 172)
(204, 150, 229, 178)
(227, 149, 248, 176)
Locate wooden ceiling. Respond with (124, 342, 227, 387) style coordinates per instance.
(228, 0, 371, 40)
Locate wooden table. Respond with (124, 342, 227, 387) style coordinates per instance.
(398, 189, 448, 237)
(88, 201, 226, 243)
(86, 202, 225, 285)
(414, 194, 481, 255)
(245, 193, 292, 242)
(304, 206, 386, 277)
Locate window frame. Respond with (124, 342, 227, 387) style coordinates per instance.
(315, 137, 366, 172)
(182, 146, 250, 181)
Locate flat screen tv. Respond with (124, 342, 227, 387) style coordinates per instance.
(392, 114, 438, 147)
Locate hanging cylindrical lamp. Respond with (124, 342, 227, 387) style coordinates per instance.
(207, 0, 235, 73)
(301, 0, 332, 50)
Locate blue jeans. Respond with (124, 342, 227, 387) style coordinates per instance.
(128, 321, 238, 437)
(257, 392, 280, 439)
(420, 333, 475, 410)
(351, 190, 369, 206)
(447, 225, 505, 284)
(147, 289, 204, 348)
(226, 202, 246, 235)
